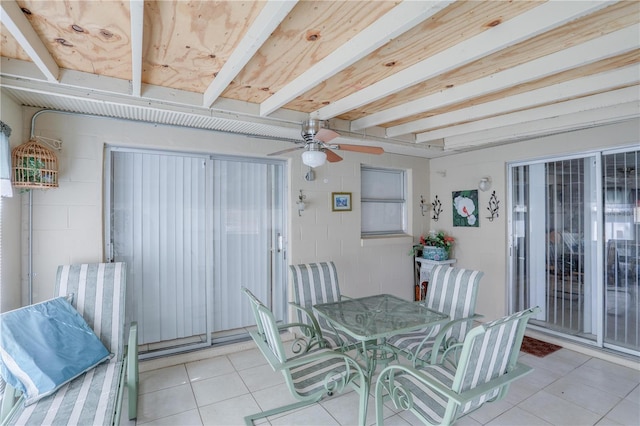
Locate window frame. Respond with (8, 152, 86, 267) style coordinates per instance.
(361, 165, 408, 237)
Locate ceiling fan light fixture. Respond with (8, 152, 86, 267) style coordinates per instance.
(301, 150, 326, 168)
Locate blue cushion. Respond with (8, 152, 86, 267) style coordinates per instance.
(0, 297, 110, 405)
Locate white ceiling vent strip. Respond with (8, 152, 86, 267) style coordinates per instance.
(6, 88, 302, 142)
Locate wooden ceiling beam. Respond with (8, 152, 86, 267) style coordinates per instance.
(129, 0, 144, 97)
(409, 66, 638, 139)
(442, 101, 639, 150)
(203, 0, 298, 109)
(416, 85, 639, 143)
(258, 0, 455, 117)
(382, 26, 640, 137)
(312, 0, 614, 121)
(0, 0, 59, 82)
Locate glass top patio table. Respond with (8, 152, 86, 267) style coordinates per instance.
(313, 294, 449, 341)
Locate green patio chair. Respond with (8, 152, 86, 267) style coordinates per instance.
(387, 266, 483, 366)
(375, 306, 540, 426)
(242, 287, 368, 426)
(289, 262, 359, 351)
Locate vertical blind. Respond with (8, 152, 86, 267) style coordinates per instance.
(212, 159, 272, 332)
(109, 148, 286, 351)
(112, 150, 210, 345)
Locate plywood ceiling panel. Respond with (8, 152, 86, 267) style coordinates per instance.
(219, 0, 397, 104)
(284, 0, 542, 113)
(1, 0, 637, 156)
(143, 0, 266, 93)
(16, 0, 132, 80)
(341, 1, 640, 122)
(0, 21, 30, 60)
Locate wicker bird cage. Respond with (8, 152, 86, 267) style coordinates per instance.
(12, 139, 59, 189)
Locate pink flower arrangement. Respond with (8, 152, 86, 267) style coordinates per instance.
(420, 231, 454, 253)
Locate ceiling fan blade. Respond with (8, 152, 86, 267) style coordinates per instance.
(267, 146, 304, 156)
(316, 128, 340, 143)
(334, 144, 384, 154)
(325, 149, 343, 163)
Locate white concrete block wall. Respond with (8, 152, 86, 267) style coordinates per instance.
(0, 93, 24, 312)
(428, 118, 640, 321)
(10, 105, 635, 323)
(12, 108, 431, 307)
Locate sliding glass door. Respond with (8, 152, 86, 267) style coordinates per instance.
(603, 151, 639, 352)
(509, 148, 638, 356)
(106, 147, 286, 357)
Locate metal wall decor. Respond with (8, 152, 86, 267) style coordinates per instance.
(431, 195, 442, 221)
(486, 190, 500, 221)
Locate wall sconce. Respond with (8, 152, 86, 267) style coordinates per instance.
(297, 190, 306, 216)
(478, 177, 492, 192)
(431, 195, 442, 221)
(420, 195, 427, 216)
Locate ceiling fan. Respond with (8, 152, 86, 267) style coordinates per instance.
(268, 119, 384, 168)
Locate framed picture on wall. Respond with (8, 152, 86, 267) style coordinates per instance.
(331, 192, 352, 211)
(452, 189, 479, 227)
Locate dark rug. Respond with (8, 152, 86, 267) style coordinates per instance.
(520, 336, 562, 357)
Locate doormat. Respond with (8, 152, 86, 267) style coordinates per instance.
(520, 336, 562, 357)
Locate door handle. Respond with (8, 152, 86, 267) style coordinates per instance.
(277, 233, 283, 253)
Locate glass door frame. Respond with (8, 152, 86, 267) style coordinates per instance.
(507, 151, 605, 348)
(509, 145, 639, 357)
(104, 146, 288, 358)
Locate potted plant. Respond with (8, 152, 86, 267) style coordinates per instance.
(419, 231, 454, 260)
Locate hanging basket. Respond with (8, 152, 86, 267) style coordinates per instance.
(12, 139, 59, 189)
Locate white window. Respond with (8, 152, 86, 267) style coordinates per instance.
(361, 166, 407, 235)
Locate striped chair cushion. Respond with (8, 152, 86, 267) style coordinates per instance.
(290, 262, 357, 348)
(380, 308, 537, 425)
(385, 332, 436, 358)
(391, 312, 523, 423)
(290, 349, 353, 397)
(455, 310, 525, 413)
(424, 266, 482, 342)
(394, 363, 456, 424)
(388, 266, 482, 353)
(258, 309, 287, 363)
(290, 262, 342, 314)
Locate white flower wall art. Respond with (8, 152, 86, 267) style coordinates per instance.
(452, 190, 479, 227)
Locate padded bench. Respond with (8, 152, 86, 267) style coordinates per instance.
(0, 263, 138, 425)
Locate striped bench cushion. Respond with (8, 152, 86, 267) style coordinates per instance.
(5, 361, 123, 426)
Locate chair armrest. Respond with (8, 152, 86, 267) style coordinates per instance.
(376, 362, 532, 409)
(454, 363, 533, 404)
(0, 382, 22, 425)
(426, 314, 483, 364)
(127, 322, 138, 420)
(288, 302, 324, 340)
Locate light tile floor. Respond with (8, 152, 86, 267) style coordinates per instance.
(127, 345, 639, 426)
